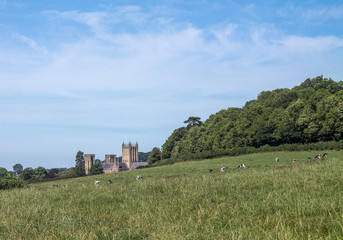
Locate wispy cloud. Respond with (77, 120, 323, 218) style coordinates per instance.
(13, 33, 48, 54)
(302, 5, 343, 20)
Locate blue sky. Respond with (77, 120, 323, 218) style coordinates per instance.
(1, 0, 343, 170)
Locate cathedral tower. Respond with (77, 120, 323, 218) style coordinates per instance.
(122, 142, 138, 169)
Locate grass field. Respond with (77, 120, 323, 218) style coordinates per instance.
(1, 151, 343, 239)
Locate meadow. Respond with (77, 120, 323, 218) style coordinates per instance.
(1, 151, 343, 239)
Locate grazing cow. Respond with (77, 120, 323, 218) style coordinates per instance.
(107, 180, 113, 184)
(315, 154, 321, 159)
(209, 169, 213, 173)
(136, 175, 143, 180)
(220, 165, 225, 173)
(307, 157, 311, 163)
(292, 159, 296, 164)
(238, 164, 246, 169)
(94, 180, 100, 185)
(323, 153, 328, 158)
(53, 184, 59, 188)
(275, 157, 279, 162)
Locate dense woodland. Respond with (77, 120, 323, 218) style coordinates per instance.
(161, 76, 343, 161)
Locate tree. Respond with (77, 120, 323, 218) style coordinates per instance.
(161, 127, 187, 159)
(95, 159, 101, 164)
(88, 163, 104, 175)
(75, 150, 85, 177)
(184, 116, 203, 128)
(57, 168, 78, 179)
(148, 147, 161, 165)
(0, 167, 8, 178)
(138, 152, 150, 162)
(20, 167, 34, 181)
(13, 163, 23, 175)
(33, 166, 47, 180)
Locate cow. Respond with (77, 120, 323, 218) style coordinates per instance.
(136, 175, 143, 180)
(238, 164, 246, 169)
(315, 154, 321, 159)
(94, 180, 100, 185)
(307, 157, 311, 163)
(322, 153, 328, 159)
(209, 169, 213, 173)
(107, 180, 113, 184)
(275, 157, 279, 162)
(220, 165, 225, 173)
(292, 159, 296, 164)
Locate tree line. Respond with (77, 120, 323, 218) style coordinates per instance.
(0, 163, 68, 189)
(148, 76, 343, 164)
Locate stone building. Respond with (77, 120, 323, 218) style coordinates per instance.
(83, 142, 147, 174)
(122, 142, 138, 169)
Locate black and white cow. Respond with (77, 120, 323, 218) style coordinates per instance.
(220, 165, 225, 173)
(307, 157, 311, 163)
(238, 164, 246, 169)
(275, 157, 279, 162)
(136, 175, 143, 180)
(94, 180, 100, 185)
(315, 154, 321, 159)
(322, 153, 328, 158)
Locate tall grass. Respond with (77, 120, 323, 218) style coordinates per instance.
(1, 151, 342, 239)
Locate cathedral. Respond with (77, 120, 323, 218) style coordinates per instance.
(84, 142, 147, 174)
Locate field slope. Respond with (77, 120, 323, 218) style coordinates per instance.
(1, 151, 343, 239)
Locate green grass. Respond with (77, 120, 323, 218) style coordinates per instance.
(1, 151, 343, 239)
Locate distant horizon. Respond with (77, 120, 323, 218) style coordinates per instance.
(1, 0, 343, 170)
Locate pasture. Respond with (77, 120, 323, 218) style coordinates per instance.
(1, 151, 343, 239)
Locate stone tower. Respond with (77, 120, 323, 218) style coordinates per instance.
(105, 154, 116, 163)
(122, 142, 138, 169)
(84, 154, 95, 175)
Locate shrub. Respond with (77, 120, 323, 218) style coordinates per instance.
(0, 177, 26, 190)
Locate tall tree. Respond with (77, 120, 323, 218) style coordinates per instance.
(184, 116, 203, 128)
(13, 163, 23, 175)
(75, 150, 85, 176)
(33, 166, 47, 180)
(148, 147, 162, 165)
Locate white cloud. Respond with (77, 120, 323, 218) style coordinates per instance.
(13, 33, 48, 54)
(279, 35, 343, 53)
(2, 14, 343, 98)
(302, 5, 343, 20)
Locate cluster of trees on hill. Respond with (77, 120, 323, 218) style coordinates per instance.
(157, 76, 343, 162)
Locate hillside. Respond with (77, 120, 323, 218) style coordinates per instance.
(161, 76, 343, 161)
(1, 151, 343, 239)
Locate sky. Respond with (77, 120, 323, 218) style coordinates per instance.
(0, 0, 343, 170)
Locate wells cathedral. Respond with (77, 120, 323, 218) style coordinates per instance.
(84, 142, 147, 174)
